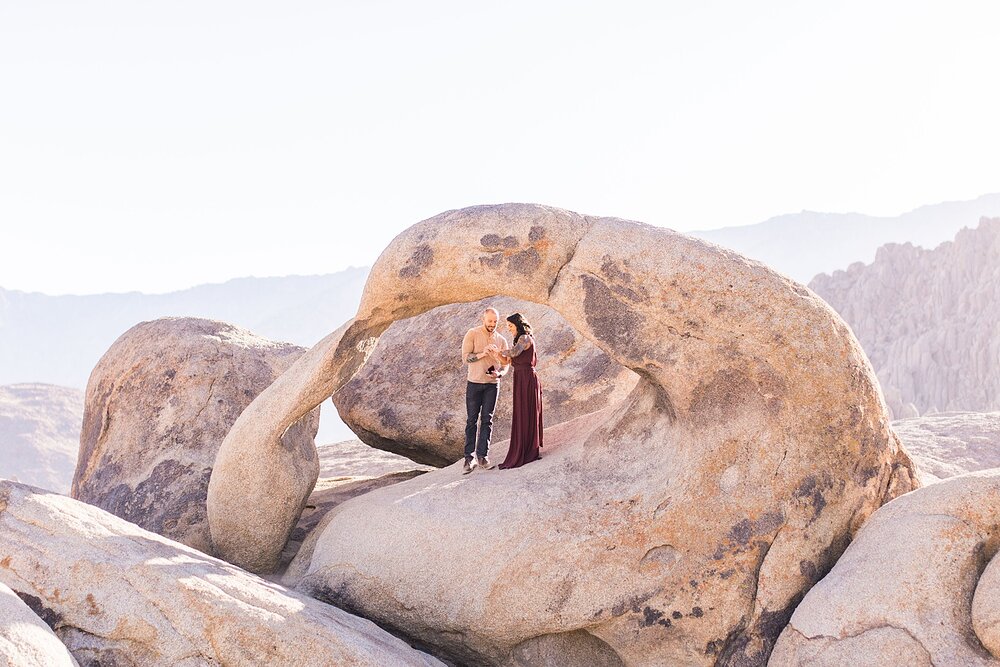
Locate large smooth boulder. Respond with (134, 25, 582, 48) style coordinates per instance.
(893, 412, 1000, 485)
(72, 317, 320, 555)
(0, 580, 77, 667)
(0, 383, 82, 494)
(0, 480, 443, 667)
(770, 469, 1000, 666)
(333, 297, 639, 466)
(211, 203, 917, 664)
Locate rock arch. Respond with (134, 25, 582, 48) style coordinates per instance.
(207, 203, 917, 665)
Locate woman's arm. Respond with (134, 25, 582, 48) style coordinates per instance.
(501, 335, 532, 361)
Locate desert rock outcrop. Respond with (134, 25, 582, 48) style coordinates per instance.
(0, 480, 443, 667)
(770, 469, 1000, 666)
(0, 383, 82, 494)
(72, 316, 320, 555)
(810, 217, 1000, 418)
(893, 412, 1000, 485)
(317, 438, 434, 478)
(211, 203, 917, 664)
(333, 296, 638, 466)
(0, 580, 78, 667)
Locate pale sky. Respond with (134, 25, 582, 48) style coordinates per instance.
(1, 1, 998, 295)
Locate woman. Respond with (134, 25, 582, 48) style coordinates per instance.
(490, 313, 543, 469)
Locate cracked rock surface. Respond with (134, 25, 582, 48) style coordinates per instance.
(770, 469, 1000, 666)
(212, 203, 917, 664)
(73, 316, 320, 556)
(0, 480, 443, 667)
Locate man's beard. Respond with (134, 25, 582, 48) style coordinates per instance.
(486, 325, 495, 332)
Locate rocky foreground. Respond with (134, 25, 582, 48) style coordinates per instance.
(3, 203, 999, 666)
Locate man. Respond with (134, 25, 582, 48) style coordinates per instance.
(461, 307, 509, 473)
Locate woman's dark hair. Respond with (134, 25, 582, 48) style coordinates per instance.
(506, 313, 532, 344)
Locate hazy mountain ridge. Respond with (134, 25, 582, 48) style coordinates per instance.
(810, 216, 1000, 417)
(0, 267, 369, 389)
(690, 192, 1000, 282)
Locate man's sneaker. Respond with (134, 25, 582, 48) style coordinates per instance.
(477, 456, 495, 470)
(462, 458, 474, 474)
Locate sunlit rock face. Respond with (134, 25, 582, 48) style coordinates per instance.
(771, 469, 1000, 667)
(0, 480, 444, 667)
(333, 295, 639, 466)
(810, 217, 1000, 419)
(73, 316, 320, 555)
(211, 203, 916, 665)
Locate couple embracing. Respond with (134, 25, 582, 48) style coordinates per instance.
(460, 307, 544, 473)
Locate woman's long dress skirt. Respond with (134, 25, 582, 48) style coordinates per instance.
(499, 346, 543, 469)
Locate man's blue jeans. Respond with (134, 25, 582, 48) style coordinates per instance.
(465, 381, 499, 460)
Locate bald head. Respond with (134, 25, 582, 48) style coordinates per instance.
(483, 308, 499, 333)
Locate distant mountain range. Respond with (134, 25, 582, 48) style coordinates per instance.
(689, 193, 1000, 283)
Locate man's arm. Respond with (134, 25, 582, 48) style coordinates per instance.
(462, 331, 481, 364)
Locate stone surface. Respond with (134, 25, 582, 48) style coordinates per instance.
(317, 438, 434, 478)
(0, 580, 78, 667)
(72, 316, 320, 556)
(893, 412, 1000, 485)
(215, 203, 917, 664)
(810, 217, 1000, 418)
(974, 552, 1000, 659)
(0, 383, 82, 494)
(334, 296, 639, 466)
(770, 469, 1000, 666)
(279, 468, 428, 575)
(0, 480, 443, 667)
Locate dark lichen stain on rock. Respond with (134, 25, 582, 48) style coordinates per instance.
(672, 610, 683, 620)
(611, 590, 656, 618)
(690, 606, 704, 618)
(641, 606, 665, 627)
(481, 234, 503, 248)
(479, 254, 503, 270)
(529, 225, 546, 243)
(15, 591, 64, 630)
(398, 244, 434, 279)
(688, 369, 759, 422)
(728, 519, 753, 546)
(581, 275, 644, 358)
(794, 474, 830, 519)
(508, 248, 541, 275)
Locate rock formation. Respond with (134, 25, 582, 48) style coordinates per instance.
(333, 296, 638, 466)
(0, 480, 443, 667)
(72, 317, 320, 555)
(810, 217, 1000, 418)
(209, 203, 917, 665)
(317, 438, 434, 478)
(893, 412, 1000, 485)
(0, 580, 78, 667)
(770, 469, 1000, 666)
(0, 383, 82, 494)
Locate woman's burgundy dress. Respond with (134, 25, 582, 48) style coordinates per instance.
(499, 335, 543, 469)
